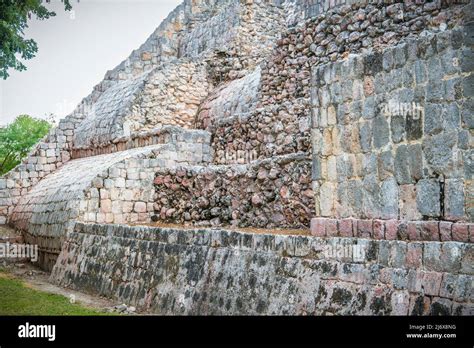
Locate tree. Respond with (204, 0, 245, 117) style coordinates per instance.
(0, 115, 52, 175)
(0, 0, 73, 79)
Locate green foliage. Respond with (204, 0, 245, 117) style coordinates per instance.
(0, 272, 111, 315)
(0, 0, 73, 79)
(0, 115, 52, 175)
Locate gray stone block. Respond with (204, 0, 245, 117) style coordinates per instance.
(440, 243, 462, 273)
(362, 153, 377, 177)
(443, 103, 461, 131)
(406, 109, 423, 141)
(363, 96, 376, 119)
(364, 52, 383, 75)
(424, 103, 443, 136)
(426, 81, 445, 102)
(359, 121, 373, 152)
(413, 60, 427, 85)
(423, 131, 457, 177)
(380, 177, 399, 220)
(423, 243, 443, 272)
(416, 179, 441, 218)
(403, 66, 415, 87)
(427, 57, 443, 82)
(461, 99, 474, 128)
(458, 130, 469, 150)
(377, 151, 394, 180)
(373, 116, 390, 148)
(453, 275, 473, 302)
(461, 244, 473, 275)
(445, 78, 462, 102)
(312, 154, 322, 181)
(386, 69, 403, 92)
(382, 50, 394, 71)
(461, 47, 474, 73)
(391, 116, 405, 143)
(362, 174, 382, 219)
(336, 155, 353, 182)
(394, 45, 407, 68)
(394, 144, 423, 185)
(444, 179, 465, 221)
(462, 74, 474, 98)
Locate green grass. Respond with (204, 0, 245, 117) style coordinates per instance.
(0, 273, 111, 316)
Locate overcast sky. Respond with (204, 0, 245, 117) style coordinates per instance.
(0, 0, 181, 125)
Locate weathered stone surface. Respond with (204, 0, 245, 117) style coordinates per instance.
(416, 179, 441, 218)
(50, 223, 474, 315)
(0, 0, 471, 319)
(9, 128, 211, 270)
(444, 179, 465, 221)
(153, 153, 314, 229)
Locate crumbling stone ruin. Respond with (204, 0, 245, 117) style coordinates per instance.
(1, 0, 473, 315)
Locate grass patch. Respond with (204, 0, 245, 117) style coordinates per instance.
(0, 272, 111, 316)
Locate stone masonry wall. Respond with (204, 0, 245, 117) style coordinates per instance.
(128, 60, 210, 134)
(9, 129, 211, 271)
(0, 0, 282, 226)
(51, 223, 473, 315)
(197, 67, 261, 131)
(0, 114, 83, 225)
(211, 0, 468, 164)
(72, 0, 286, 152)
(153, 153, 314, 228)
(310, 28, 473, 223)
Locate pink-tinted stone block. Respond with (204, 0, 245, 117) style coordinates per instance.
(439, 221, 453, 242)
(338, 218, 354, 237)
(407, 222, 421, 241)
(311, 218, 327, 237)
(420, 221, 440, 241)
(385, 220, 399, 240)
(452, 223, 469, 242)
(357, 220, 373, 238)
(373, 220, 385, 240)
(406, 243, 423, 269)
(422, 271, 443, 296)
(326, 219, 338, 237)
(134, 202, 147, 213)
(407, 270, 423, 292)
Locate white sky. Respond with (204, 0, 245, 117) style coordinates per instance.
(0, 0, 181, 125)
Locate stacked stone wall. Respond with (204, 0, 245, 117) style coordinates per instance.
(0, 0, 283, 227)
(71, 0, 286, 153)
(50, 222, 473, 315)
(129, 60, 210, 133)
(9, 129, 211, 270)
(197, 67, 261, 131)
(0, 114, 85, 225)
(310, 28, 472, 225)
(153, 153, 314, 228)
(1, 0, 470, 317)
(281, 0, 367, 24)
(211, 0, 468, 164)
